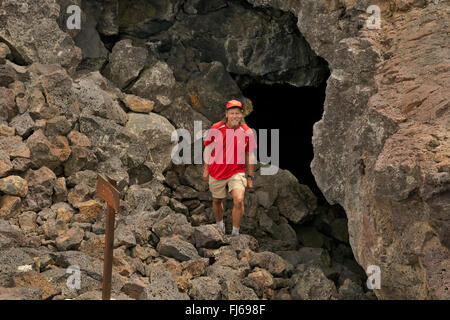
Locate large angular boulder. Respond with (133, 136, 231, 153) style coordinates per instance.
(0, 0, 82, 74)
(63, 146, 98, 177)
(248, 251, 293, 277)
(129, 61, 178, 111)
(159, 97, 212, 148)
(22, 64, 80, 124)
(12, 271, 60, 299)
(157, 235, 200, 262)
(121, 94, 154, 114)
(0, 136, 30, 159)
(78, 114, 148, 170)
(74, 72, 128, 126)
(0, 195, 21, 219)
(0, 219, 25, 249)
(241, 267, 274, 298)
(221, 280, 259, 300)
(0, 151, 13, 178)
(188, 276, 221, 300)
(0, 70, 15, 100)
(9, 113, 35, 138)
(44, 116, 72, 137)
(193, 224, 225, 249)
(0, 176, 28, 197)
(125, 112, 177, 176)
(26, 130, 71, 170)
(185, 61, 250, 123)
(291, 265, 339, 300)
(152, 213, 195, 243)
(139, 265, 189, 300)
(118, 0, 182, 38)
(113, 222, 137, 249)
(104, 39, 148, 89)
(22, 166, 57, 212)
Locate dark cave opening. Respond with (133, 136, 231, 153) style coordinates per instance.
(240, 79, 371, 291)
(241, 81, 329, 206)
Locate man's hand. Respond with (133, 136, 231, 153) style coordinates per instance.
(203, 167, 209, 181)
(246, 177, 253, 191)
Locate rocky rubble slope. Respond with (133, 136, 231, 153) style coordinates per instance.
(0, 59, 373, 299)
(0, 0, 376, 300)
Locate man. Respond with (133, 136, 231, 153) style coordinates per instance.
(203, 99, 257, 236)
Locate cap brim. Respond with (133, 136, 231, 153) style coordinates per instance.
(227, 106, 243, 109)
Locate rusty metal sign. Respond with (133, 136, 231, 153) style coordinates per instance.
(96, 174, 120, 212)
(96, 174, 120, 300)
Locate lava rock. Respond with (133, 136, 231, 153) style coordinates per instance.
(193, 224, 225, 249)
(248, 251, 293, 277)
(291, 265, 339, 300)
(12, 271, 60, 300)
(104, 40, 148, 89)
(221, 279, 259, 300)
(0, 175, 28, 197)
(0, 136, 30, 159)
(0, 0, 82, 74)
(188, 276, 222, 300)
(242, 267, 274, 298)
(152, 213, 195, 243)
(122, 94, 154, 113)
(0, 195, 21, 219)
(157, 235, 200, 262)
(0, 151, 13, 178)
(22, 166, 57, 212)
(55, 227, 84, 251)
(139, 265, 189, 300)
(26, 130, 71, 170)
(9, 112, 35, 138)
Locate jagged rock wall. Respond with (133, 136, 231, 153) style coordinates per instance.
(247, 0, 449, 299)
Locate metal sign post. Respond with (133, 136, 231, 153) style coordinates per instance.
(96, 174, 120, 300)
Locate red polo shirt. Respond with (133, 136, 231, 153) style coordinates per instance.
(204, 122, 257, 180)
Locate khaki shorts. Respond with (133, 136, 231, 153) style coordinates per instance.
(209, 172, 247, 199)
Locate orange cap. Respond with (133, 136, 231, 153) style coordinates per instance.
(226, 100, 243, 109)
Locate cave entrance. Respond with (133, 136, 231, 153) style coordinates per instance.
(242, 81, 328, 206)
(240, 79, 372, 295)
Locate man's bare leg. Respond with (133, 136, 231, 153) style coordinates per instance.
(212, 197, 224, 222)
(231, 188, 245, 234)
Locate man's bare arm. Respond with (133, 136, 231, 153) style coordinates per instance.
(245, 151, 255, 176)
(204, 144, 213, 169)
(203, 144, 213, 181)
